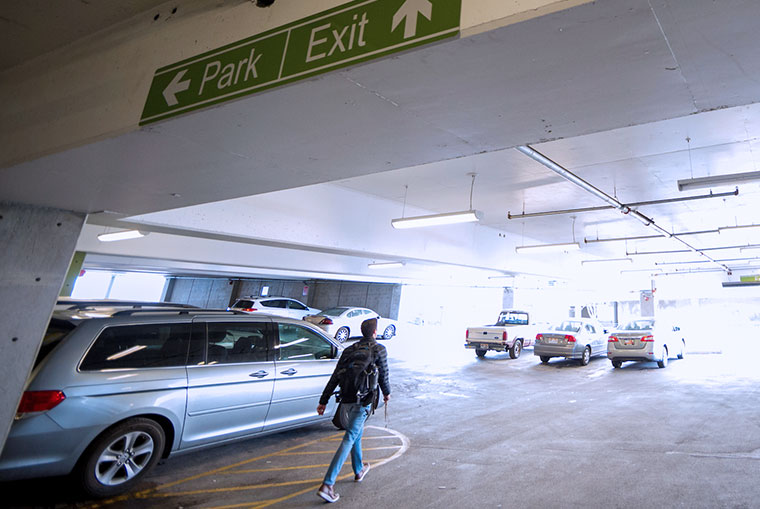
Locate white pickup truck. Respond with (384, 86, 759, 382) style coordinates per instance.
(465, 309, 536, 359)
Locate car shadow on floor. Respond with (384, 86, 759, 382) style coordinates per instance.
(1, 474, 86, 507)
(532, 356, 608, 369)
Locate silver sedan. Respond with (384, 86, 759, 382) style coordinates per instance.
(534, 318, 608, 366)
(607, 318, 685, 368)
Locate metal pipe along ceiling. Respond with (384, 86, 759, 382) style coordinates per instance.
(507, 189, 738, 219)
(515, 145, 732, 274)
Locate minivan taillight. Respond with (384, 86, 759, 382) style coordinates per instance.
(242, 307, 257, 312)
(640, 335, 654, 342)
(320, 318, 333, 325)
(466, 330, 469, 339)
(564, 335, 576, 342)
(17, 391, 65, 414)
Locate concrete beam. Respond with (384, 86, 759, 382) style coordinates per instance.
(0, 202, 85, 453)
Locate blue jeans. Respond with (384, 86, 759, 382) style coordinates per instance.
(323, 403, 372, 485)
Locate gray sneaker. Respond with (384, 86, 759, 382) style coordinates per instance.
(354, 462, 371, 482)
(317, 483, 340, 503)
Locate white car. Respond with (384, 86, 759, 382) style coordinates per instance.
(228, 296, 320, 320)
(304, 307, 397, 342)
(607, 318, 686, 368)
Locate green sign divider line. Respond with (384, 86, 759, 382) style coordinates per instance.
(154, 0, 377, 77)
(140, 27, 458, 125)
(140, 0, 462, 125)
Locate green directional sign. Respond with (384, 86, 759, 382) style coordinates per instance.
(140, 0, 461, 125)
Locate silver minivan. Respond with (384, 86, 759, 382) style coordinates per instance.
(0, 305, 342, 497)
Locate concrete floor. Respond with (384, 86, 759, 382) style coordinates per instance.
(4, 326, 760, 508)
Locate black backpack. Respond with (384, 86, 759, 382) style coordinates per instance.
(340, 342, 379, 407)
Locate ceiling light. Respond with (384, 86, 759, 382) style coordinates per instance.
(515, 242, 580, 254)
(367, 261, 405, 269)
(581, 258, 633, 265)
(97, 230, 149, 242)
(678, 171, 760, 191)
(391, 210, 482, 229)
(392, 173, 482, 229)
(620, 268, 663, 274)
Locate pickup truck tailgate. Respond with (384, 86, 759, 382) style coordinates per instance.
(467, 328, 505, 341)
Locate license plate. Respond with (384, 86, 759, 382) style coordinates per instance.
(481, 344, 489, 349)
(624, 340, 634, 345)
(547, 338, 557, 344)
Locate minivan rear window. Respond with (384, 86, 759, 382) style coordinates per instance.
(36, 319, 77, 368)
(233, 300, 254, 308)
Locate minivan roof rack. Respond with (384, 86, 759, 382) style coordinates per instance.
(59, 300, 198, 311)
(110, 309, 248, 317)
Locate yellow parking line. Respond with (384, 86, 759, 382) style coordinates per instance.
(276, 445, 402, 456)
(225, 464, 330, 474)
(88, 426, 408, 508)
(137, 478, 325, 498)
(326, 434, 402, 441)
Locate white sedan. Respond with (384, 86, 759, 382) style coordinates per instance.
(304, 307, 397, 342)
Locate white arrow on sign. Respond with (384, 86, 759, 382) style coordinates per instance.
(163, 69, 191, 107)
(392, 0, 433, 39)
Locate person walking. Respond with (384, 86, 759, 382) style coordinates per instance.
(316, 317, 391, 503)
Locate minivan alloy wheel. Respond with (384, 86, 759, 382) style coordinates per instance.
(80, 418, 165, 497)
(95, 431, 154, 485)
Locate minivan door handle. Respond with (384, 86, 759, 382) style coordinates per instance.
(249, 370, 269, 378)
(280, 368, 298, 376)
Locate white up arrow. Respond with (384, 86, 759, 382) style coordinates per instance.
(392, 0, 433, 39)
(163, 69, 191, 107)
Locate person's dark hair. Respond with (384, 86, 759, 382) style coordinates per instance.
(361, 318, 377, 338)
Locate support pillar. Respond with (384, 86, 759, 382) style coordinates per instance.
(0, 202, 85, 454)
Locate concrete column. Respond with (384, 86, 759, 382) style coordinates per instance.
(0, 202, 85, 454)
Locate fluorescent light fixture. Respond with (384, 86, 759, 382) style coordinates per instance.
(678, 171, 760, 191)
(581, 258, 633, 266)
(97, 230, 148, 242)
(621, 268, 663, 274)
(515, 242, 580, 254)
(391, 210, 482, 229)
(368, 261, 405, 269)
(740, 245, 760, 253)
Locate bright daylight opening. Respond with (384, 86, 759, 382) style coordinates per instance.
(72, 270, 167, 301)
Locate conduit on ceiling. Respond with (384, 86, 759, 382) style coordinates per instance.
(515, 145, 732, 274)
(507, 189, 738, 219)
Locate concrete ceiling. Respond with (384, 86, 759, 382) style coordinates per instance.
(3, 0, 760, 283)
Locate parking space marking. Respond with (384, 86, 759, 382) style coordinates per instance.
(90, 425, 408, 509)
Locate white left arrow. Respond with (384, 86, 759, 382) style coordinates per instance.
(392, 0, 433, 39)
(163, 69, 191, 107)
